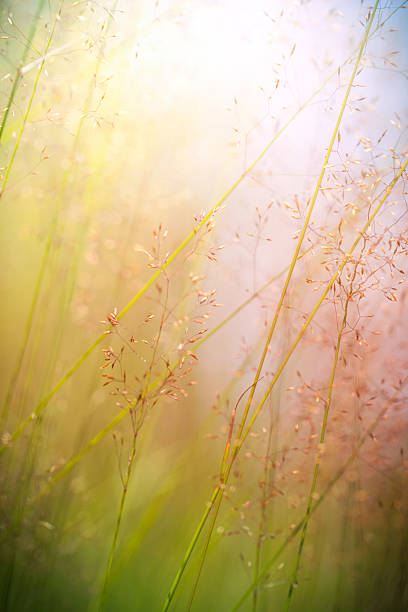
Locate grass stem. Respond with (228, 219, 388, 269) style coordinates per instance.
(0, 26, 383, 448)
(0, 0, 45, 142)
(0, 1, 64, 198)
(175, 4, 380, 606)
(230, 377, 408, 611)
(284, 263, 358, 611)
(161, 152, 407, 610)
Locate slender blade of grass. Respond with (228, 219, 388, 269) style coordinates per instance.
(233, 0, 380, 461)
(0, 42, 356, 451)
(0, 1, 64, 198)
(284, 264, 358, 611)
(160, 153, 407, 611)
(0, 0, 119, 428)
(173, 4, 380, 607)
(2, 0, 402, 449)
(230, 378, 408, 611)
(0, 0, 45, 142)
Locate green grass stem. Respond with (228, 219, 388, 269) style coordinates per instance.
(98, 275, 169, 608)
(0, 0, 44, 142)
(0, 27, 382, 448)
(234, 0, 379, 456)
(174, 5, 380, 606)
(161, 153, 407, 611)
(230, 377, 408, 611)
(284, 263, 358, 611)
(0, 1, 64, 197)
(0, 0, 118, 429)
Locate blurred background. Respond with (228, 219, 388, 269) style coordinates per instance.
(0, 1, 407, 610)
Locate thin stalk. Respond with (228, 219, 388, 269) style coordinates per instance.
(0, 219, 54, 425)
(97, 409, 143, 608)
(98, 435, 138, 610)
(234, 0, 379, 459)
(2, 156, 401, 549)
(0, 0, 44, 141)
(109, 409, 221, 585)
(15, 195, 366, 495)
(252, 315, 290, 611)
(0, 247, 304, 551)
(0, 0, 64, 426)
(252, 393, 282, 611)
(0, 1, 64, 197)
(161, 156, 407, 611)
(1, 403, 45, 609)
(186, 491, 224, 611)
(176, 5, 380, 607)
(185, 380, 258, 609)
(99, 275, 169, 608)
(0, 28, 377, 447)
(230, 378, 408, 611)
(238, 157, 407, 455)
(0, 0, 117, 427)
(0, 333, 103, 454)
(284, 263, 358, 611)
(0, 1, 401, 149)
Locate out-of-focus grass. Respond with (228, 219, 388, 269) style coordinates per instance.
(1, 1, 408, 611)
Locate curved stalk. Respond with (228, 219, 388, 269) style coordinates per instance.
(234, 0, 379, 462)
(231, 377, 408, 611)
(98, 275, 169, 609)
(166, 4, 380, 607)
(284, 263, 358, 611)
(0, 0, 118, 427)
(0, 0, 45, 142)
(161, 152, 407, 611)
(0, 27, 380, 449)
(0, 1, 64, 197)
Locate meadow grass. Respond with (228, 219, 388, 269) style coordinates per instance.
(162, 4, 382, 606)
(162, 152, 408, 611)
(1, 1, 398, 451)
(1, 1, 407, 611)
(231, 375, 408, 610)
(0, 1, 64, 197)
(0, 0, 44, 142)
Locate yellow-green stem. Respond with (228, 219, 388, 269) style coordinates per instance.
(0, 1, 64, 197)
(98, 275, 169, 608)
(284, 263, 358, 611)
(0, 0, 45, 141)
(1, 29, 376, 450)
(173, 6, 380, 607)
(238, 157, 406, 456)
(161, 153, 407, 611)
(0, 0, 118, 427)
(235, 0, 379, 456)
(230, 377, 408, 611)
